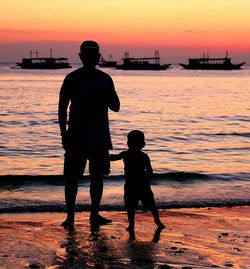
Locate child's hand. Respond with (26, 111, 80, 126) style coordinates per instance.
(104, 158, 110, 175)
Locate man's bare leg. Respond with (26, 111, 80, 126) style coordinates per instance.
(89, 174, 111, 225)
(61, 180, 78, 229)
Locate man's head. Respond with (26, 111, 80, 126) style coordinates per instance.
(79, 40, 100, 68)
(127, 130, 146, 150)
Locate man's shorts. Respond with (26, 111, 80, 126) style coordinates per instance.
(64, 149, 110, 182)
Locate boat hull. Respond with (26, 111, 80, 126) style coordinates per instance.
(116, 64, 171, 70)
(179, 62, 245, 70)
(17, 63, 72, 69)
(98, 61, 117, 68)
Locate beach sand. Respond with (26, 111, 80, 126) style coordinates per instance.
(0, 207, 249, 269)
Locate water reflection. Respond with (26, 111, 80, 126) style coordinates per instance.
(125, 227, 164, 268)
(58, 225, 114, 268)
(57, 225, 164, 269)
(1, 65, 250, 175)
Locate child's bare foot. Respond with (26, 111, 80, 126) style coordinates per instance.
(126, 225, 134, 232)
(156, 221, 165, 230)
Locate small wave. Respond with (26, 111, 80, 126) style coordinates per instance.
(169, 136, 188, 141)
(217, 115, 250, 122)
(207, 132, 250, 138)
(28, 119, 58, 126)
(0, 172, 211, 187)
(152, 172, 210, 181)
(3, 120, 23, 125)
(1, 199, 250, 214)
(0, 172, 249, 186)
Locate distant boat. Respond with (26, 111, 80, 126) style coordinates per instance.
(16, 49, 72, 69)
(98, 55, 117, 68)
(116, 51, 171, 70)
(179, 52, 245, 70)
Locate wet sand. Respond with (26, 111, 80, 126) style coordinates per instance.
(0, 207, 249, 269)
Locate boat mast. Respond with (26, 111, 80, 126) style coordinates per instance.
(30, 50, 38, 58)
(50, 48, 53, 58)
(155, 50, 160, 65)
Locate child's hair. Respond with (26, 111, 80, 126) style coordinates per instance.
(127, 130, 145, 150)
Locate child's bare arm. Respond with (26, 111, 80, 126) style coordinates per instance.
(110, 152, 123, 161)
(145, 155, 153, 177)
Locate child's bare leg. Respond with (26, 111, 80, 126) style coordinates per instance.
(148, 202, 165, 229)
(126, 208, 135, 231)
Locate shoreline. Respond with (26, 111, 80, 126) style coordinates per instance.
(0, 206, 249, 268)
(1, 171, 249, 180)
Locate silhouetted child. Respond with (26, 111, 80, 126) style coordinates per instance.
(110, 130, 165, 232)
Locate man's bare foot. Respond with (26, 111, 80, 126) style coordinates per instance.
(90, 214, 112, 225)
(61, 219, 74, 230)
(126, 226, 135, 240)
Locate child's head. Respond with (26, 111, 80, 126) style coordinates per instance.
(127, 130, 145, 150)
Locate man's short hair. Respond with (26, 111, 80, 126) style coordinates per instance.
(80, 41, 99, 54)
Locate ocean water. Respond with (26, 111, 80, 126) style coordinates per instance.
(0, 63, 249, 213)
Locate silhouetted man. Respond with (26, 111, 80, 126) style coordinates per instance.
(58, 40, 120, 228)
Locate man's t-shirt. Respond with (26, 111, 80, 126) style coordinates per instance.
(60, 67, 119, 150)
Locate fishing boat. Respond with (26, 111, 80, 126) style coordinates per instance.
(179, 52, 245, 70)
(116, 51, 171, 70)
(16, 49, 72, 69)
(98, 55, 117, 68)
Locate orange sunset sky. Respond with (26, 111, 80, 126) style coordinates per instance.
(0, 0, 249, 63)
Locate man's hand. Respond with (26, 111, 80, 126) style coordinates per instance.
(61, 133, 69, 150)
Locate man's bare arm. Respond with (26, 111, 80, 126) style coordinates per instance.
(58, 81, 70, 147)
(108, 78, 120, 112)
